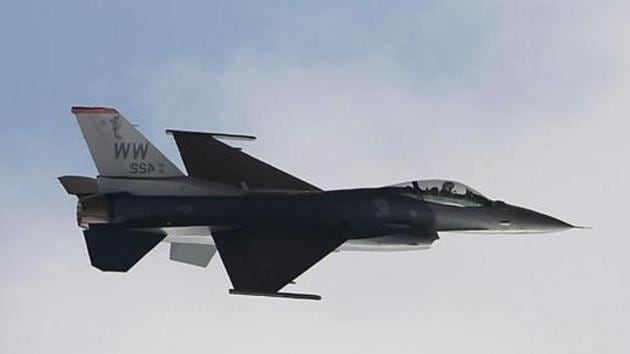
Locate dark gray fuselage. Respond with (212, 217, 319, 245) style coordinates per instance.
(100, 188, 435, 242)
(82, 186, 572, 250)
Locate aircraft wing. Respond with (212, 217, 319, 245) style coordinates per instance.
(212, 229, 346, 298)
(167, 130, 321, 191)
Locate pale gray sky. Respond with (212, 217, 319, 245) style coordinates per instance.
(1, 1, 628, 353)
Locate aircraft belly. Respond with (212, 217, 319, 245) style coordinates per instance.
(159, 227, 437, 252)
(161, 226, 214, 245)
(161, 237, 434, 250)
(339, 232, 438, 252)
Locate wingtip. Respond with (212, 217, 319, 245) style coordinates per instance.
(165, 129, 257, 141)
(71, 106, 119, 114)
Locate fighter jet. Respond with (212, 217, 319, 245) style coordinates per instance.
(60, 107, 580, 300)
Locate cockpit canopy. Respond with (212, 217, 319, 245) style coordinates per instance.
(390, 179, 491, 207)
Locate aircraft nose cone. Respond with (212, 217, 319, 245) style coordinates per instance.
(519, 208, 574, 233)
(535, 214, 573, 232)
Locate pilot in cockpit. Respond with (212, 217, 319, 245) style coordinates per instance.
(441, 181, 455, 195)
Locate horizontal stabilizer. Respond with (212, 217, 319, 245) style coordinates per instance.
(58, 176, 98, 196)
(169, 243, 215, 267)
(84, 227, 165, 272)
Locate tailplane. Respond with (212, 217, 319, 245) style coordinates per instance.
(72, 106, 184, 178)
(84, 226, 166, 272)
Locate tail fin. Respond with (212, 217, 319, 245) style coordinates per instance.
(72, 106, 184, 178)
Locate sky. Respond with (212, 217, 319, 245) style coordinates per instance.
(1, 1, 629, 353)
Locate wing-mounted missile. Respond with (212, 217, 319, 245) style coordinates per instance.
(166, 130, 257, 142)
(228, 289, 322, 301)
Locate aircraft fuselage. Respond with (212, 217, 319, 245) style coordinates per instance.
(78, 185, 572, 253)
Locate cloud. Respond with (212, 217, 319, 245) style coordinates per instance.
(132, 3, 628, 192)
(2, 1, 630, 353)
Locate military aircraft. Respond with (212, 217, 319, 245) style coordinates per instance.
(60, 107, 581, 300)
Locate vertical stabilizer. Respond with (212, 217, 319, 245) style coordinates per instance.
(72, 107, 184, 178)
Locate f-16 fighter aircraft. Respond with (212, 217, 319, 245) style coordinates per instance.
(60, 107, 581, 300)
